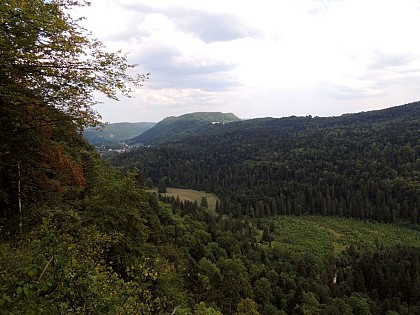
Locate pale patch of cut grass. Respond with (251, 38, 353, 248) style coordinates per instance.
(147, 187, 219, 212)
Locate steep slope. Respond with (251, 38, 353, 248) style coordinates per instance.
(126, 112, 240, 145)
(83, 122, 156, 146)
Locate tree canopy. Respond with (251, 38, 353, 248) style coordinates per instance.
(112, 102, 419, 224)
(0, 0, 148, 126)
(0, 0, 148, 227)
(1, 1, 420, 314)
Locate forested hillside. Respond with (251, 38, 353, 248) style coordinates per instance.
(112, 102, 420, 223)
(2, 1, 420, 314)
(127, 112, 240, 145)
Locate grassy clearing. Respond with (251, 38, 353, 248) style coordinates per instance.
(262, 216, 420, 260)
(147, 187, 219, 212)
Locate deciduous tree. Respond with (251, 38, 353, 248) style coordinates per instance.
(0, 0, 147, 227)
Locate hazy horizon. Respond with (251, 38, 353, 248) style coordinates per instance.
(100, 101, 414, 124)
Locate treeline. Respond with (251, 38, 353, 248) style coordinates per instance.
(1, 113, 419, 313)
(144, 193, 420, 314)
(126, 112, 240, 145)
(111, 102, 419, 223)
(2, 0, 420, 312)
(5, 169, 419, 314)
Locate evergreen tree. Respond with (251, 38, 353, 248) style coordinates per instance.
(158, 177, 167, 194)
(200, 196, 209, 209)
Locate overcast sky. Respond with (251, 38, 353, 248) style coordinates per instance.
(74, 0, 420, 122)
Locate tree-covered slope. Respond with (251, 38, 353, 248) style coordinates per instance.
(2, 1, 420, 313)
(83, 122, 156, 146)
(126, 112, 240, 145)
(112, 102, 420, 223)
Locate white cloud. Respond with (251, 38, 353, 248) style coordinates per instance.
(73, 0, 420, 122)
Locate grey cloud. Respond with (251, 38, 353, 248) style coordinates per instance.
(150, 61, 240, 91)
(320, 82, 383, 100)
(369, 73, 420, 91)
(116, 2, 258, 43)
(322, 51, 420, 100)
(362, 52, 420, 92)
(369, 52, 414, 70)
(115, 1, 155, 15)
(108, 3, 245, 91)
(134, 45, 240, 91)
(323, 77, 419, 101)
(173, 10, 259, 43)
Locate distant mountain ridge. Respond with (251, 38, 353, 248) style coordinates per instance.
(111, 101, 420, 223)
(127, 112, 240, 145)
(84, 122, 156, 146)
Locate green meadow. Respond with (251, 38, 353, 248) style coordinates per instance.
(261, 215, 420, 260)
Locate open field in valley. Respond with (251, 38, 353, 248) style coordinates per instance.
(147, 187, 219, 212)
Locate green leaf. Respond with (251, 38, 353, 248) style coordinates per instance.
(27, 268, 38, 277)
(39, 282, 49, 293)
(23, 285, 31, 298)
(2, 294, 12, 303)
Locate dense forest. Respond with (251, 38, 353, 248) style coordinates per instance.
(127, 112, 240, 146)
(1, 1, 420, 314)
(111, 102, 419, 224)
